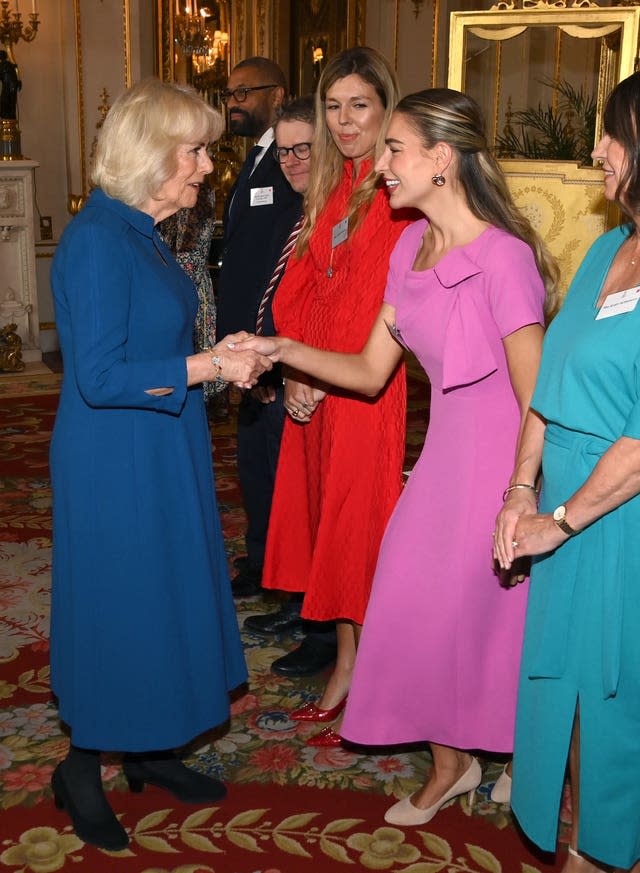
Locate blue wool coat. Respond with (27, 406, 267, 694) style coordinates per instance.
(49, 189, 247, 751)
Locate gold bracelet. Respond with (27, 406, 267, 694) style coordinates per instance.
(502, 483, 539, 502)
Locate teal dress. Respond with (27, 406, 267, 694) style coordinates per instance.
(512, 225, 640, 869)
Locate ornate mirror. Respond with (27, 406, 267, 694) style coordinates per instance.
(448, 1, 640, 162)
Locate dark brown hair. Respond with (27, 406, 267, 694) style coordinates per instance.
(603, 71, 640, 222)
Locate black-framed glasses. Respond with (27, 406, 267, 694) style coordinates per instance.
(273, 142, 312, 162)
(221, 84, 278, 104)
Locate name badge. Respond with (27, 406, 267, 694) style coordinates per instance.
(331, 217, 349, 249)
(250, 186, 274, 207)
(595, 285, 640, 320)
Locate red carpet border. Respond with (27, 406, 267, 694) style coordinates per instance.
(1, 781, 562, 872)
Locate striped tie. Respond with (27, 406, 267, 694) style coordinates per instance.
(255, 215, 304, 335)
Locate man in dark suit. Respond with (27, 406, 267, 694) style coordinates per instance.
(217, 58, 302, 596)
(239, 96, 337, 677)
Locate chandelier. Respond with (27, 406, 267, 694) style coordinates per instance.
(174, 2, 229, 68)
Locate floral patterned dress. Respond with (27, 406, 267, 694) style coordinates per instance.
(159, 184, 220, 401)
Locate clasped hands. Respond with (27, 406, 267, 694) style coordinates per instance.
(229, 334, 324, 421)
(493, 491, 568, 577)
(214, 331, 275, 389)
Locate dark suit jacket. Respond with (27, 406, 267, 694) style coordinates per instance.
(216, 145, 302, 341)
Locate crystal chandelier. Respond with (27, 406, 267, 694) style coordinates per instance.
(174, 2, 229, 65)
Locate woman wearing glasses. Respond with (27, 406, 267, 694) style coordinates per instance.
(259, 47, 416, 745)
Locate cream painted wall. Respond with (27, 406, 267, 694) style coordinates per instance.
(366, 0, 437, 96)
(9, 0, 473, 351)
(18, 4, 67, 247)
(12, 0, 157, 350)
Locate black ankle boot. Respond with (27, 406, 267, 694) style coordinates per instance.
(123, 751, 226, 803)
(52, 747, 129, 851)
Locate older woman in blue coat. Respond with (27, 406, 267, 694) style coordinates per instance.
(49, 78, 271, 852)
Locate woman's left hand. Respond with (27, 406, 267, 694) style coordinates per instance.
(493, 490, 538, 569)
(512, 513, 568, 559)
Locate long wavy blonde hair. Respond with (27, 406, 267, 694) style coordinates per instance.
(296, 47, 399, 255)
(396, 88, 559, 317)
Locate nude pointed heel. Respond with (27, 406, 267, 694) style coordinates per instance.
(489, 764, 512, 804)
(384, 757, 482, 826)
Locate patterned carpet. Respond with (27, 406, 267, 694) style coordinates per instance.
(0, 368, 568, 872)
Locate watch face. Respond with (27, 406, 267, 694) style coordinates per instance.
(553, 505, 565, 522)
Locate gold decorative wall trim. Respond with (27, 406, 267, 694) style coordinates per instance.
(431, 0, 439, 87)
(74, 0, 86, 200)
(348, 0, 366, 45)
(232, 0, 246, 69)
(157, 0, 174, 81)
(393, 0, 400, 69)
(123, 0, 132, 87)
(257, 0, 267, 56)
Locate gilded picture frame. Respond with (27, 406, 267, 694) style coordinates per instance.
(448, 2, 640, 153)
(155, 1, 366, 88)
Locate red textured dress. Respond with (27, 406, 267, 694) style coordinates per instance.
(264, 159, 415, 623)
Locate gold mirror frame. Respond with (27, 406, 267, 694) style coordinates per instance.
(448, 1, 640, 153)
(155, 1, 366, 88)
(156, 0, 175, 83)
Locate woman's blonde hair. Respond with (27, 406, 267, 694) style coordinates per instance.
(297, 46, 399, 254)
(397, 88, 559, 316)
(91, 78, 224, 209)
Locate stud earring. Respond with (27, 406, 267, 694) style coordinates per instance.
(431, 173, 446, 187)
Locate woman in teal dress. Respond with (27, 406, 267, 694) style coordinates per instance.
(494, 72, 640, 872)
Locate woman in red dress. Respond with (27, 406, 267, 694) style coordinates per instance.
(263, 47, 416, 744)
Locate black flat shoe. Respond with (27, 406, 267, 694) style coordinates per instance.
(51, 764, 129, 851)
(231, 564, 263, 598)
(123, 755, 227, 803)
(271, 637, 337, 677)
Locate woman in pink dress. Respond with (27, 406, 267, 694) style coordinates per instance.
(238, 88, 557, 823)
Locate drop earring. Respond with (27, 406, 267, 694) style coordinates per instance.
(431, 173, 446, 187)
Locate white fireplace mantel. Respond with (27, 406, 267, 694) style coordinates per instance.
(0, 160, 41, 362)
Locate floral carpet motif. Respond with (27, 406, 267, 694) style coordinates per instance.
(0, 373, 566, 872)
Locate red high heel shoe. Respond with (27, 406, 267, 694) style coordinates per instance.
(305, 726, 343, 747)
(290, 696, 347, 723)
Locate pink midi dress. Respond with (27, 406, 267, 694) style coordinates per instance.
(340, 220, 545, 753)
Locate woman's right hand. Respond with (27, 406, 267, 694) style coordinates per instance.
(214, 334, 273, 388)
(231, 335, 282, 361)
(493, 490, 538, 570)
(187, 332, 273, 389)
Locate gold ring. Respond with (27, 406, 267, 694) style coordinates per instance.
(292, 408, 300, 417)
